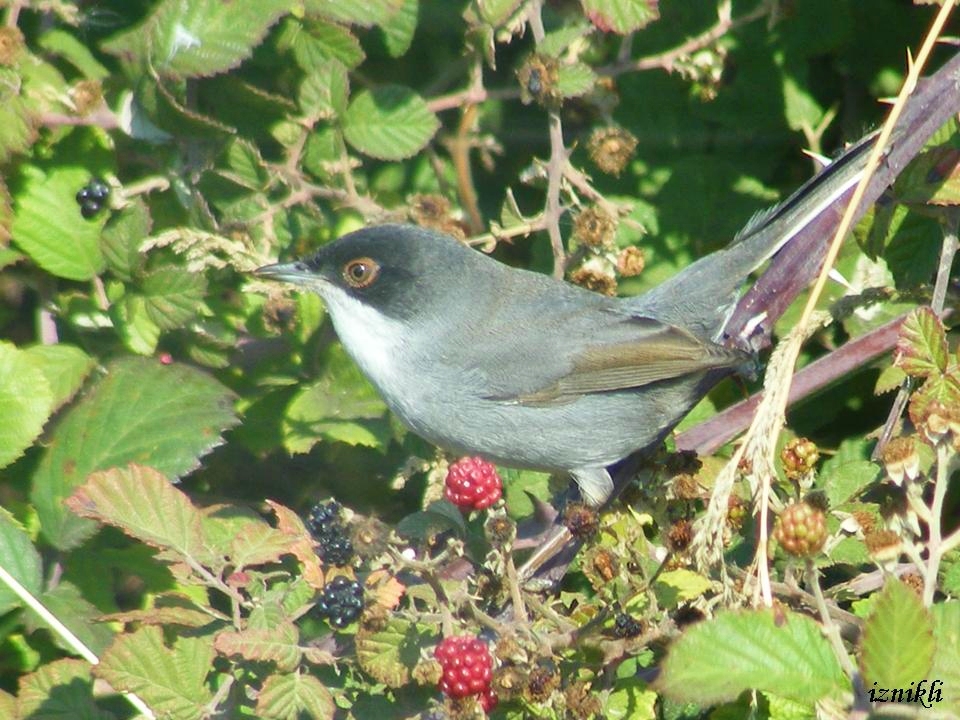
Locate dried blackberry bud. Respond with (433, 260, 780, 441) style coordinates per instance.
(616, 245, 646, 277)
(587, 126, 638, 176)
(573, 206, 617, 248)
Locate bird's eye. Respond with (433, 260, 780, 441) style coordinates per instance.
(342, 257, 380, 288)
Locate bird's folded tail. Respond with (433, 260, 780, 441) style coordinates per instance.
(627, 130, 881, 338)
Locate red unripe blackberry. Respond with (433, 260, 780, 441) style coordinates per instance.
(444, 457, 502, 510)
(434, 635, 497, 711)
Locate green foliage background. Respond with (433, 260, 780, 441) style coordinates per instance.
(0, 1, 958, 719)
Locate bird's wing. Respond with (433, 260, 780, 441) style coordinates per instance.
(484, 315, 747, 406)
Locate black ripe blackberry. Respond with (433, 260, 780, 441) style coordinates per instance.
(314, 576, 364, 628)
(613, 612, 643, 639)
(306, 501, 354, 566)
(76, 177, 110, 220)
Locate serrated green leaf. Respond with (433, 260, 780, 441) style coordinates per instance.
(355, 617, 432, 687)
(227, 519, 293, 569)
(215, 621, 302, 672)
(101, 200, 150, 281)
(380, 0, 418, 57)
(580, 0, 659, 34)
(305, 0, 403, 26)
(31, 357, 238, 550)
(0, 70, 36, 164)
(655, 569, 712, 606)
(896, 307, 948, 378)
(222, 139, 268, 190)
(11, 165, 105, 280)
(142, 266, 207, 330)
(112, 294, 162, 355)
(556, 62, 597, 98)
(540, 22, 592, 58)
(907, 374, 960, 434)
(110, 0, 287, 79)
(605, 678, 657, 720)
(66, 464, 208, 560)
(17, 658, 112, 720)
(822, 460, 880, 507)
(931, 602, 960, 716)
(0, 509, 43, 615)
(282, 18, 366, 72)
(34, 581, 114, 657)
(0, 342, 54, 469)
(22, 344, 95, 413)
(782, 73, 826, 132)
(657, 608, 848, 705)
(256, 671, 335, 720)
(299, 60, 349, 119)
(875, 363, 906, 395)
(343, 85, 439, 161)
(860, 580, 935, 689)
(96, 625, 214, 720)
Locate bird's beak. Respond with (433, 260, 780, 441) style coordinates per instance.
(254, 261, 314, 285)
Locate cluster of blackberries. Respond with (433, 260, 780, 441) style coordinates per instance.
(75, 178, 110, 219)
(306, 501, 354, 566)
(613, 612, 643, 639)
(314, 576, 364, 628)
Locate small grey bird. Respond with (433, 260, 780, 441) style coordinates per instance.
(256, 135, 873, 508)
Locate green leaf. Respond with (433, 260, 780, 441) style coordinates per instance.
(11, 165, 105, 280)
(221, 138, 268, 190)
(343, 86, 440, 161)
(142, 266, 208, 329)
(396, 500, 467, 541)
(380, 0, 419, 57)
(0, 69, 36, 164)
(299, 60, 349, 120)
(255, 671, 335, 720)
(101, 200, 150, 281)
(657, 608, 848, 705)
(931, 602, 960, 717)
(282, 18, 365, 72)
(31, 357, 238, 550)
(112, 294, 162, 356)
(38, 29, 110, 81)
(540, 22, 592, 58)
(355, 617, 433, 687)
(108, 0, 288, 79)
(822, 460, 880, 507)
(579, 0, 659, 34)
(655, 569, 712, 606)
(0, 342, 54, 469)
(305, 0, 404, 27)
(896, 307, 948, 378)
(22, 344, 95, 413)
(477, 0, 524, 26)
(859, 580, 935, 689)
(96, 625, 214, 720)
(66, 465, 208, 560)
(556, 62, 597, 99)
(283, 344, 389, 454)
(34, 581, 115, 657)
(0, 508, 43, 615)
(17, 658, 112, 720)
(214, 621, 302, 672)
(604, 678, 657, 720)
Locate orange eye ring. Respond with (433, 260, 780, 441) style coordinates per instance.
(342, 257, 380, 288)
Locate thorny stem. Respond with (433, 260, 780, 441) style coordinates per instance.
(388, 547, 457, 636)
(597, 0, 766, 77)
(805, 559, 858, 679)
(526, 0, 568, 277)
